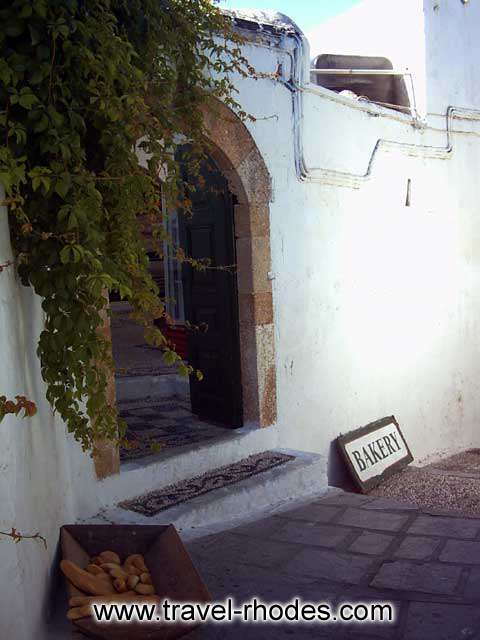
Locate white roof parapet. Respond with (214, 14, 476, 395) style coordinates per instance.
(224, 8, 303, 35)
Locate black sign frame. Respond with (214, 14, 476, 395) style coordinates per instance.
(337, 416, 413, 493)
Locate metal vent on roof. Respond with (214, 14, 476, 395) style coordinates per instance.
(311, 54, 410, 112)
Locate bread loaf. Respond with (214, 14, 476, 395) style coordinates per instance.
(127, 574, 140, 589)
(124, 554, 148, 573)
(140, 572, 152, 585)
(98, 550, 121, 565)
(86, 564, 106, 576)
(135, 583, 155, 596)
(60, 560, 117, 596)
(113, 578, 128, 593)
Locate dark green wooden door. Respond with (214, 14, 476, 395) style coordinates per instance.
(179, 155, 243, 427)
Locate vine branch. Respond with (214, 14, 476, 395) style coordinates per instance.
(0, 528, 47, 549)
(0, 260, 14, 273)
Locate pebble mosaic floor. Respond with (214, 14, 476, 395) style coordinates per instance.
(119, 397, 233, 462)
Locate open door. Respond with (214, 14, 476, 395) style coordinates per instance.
(178, 155, 243, 427)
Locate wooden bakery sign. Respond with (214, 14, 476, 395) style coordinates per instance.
(337, 416, 413, 492)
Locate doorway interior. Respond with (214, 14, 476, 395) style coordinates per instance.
(110, 154, 243, 462)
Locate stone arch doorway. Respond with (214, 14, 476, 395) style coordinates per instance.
(94, 101, 276, 479)
(201, 100, 276, 430)
(177, 147, 243, 427)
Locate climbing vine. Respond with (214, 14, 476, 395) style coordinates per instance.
(0, 0, 252, 450)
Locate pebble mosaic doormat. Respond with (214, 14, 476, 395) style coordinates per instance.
(120, 451, 295, 516)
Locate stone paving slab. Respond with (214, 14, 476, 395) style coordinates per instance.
(188, 621, 336, 640)
(275, 502, 342, 523)
(463, 567, 480, 600)
(270, 520, 352, 548)
(349, 531, 395, 555)
(183, 490, 480, 639)
(402, 602, 480, 640)
(285, 547, 377, 584)
(362, 497, 419, 512)
(335, 593, 402, 639)
(407, 514, 480, 539)
(227, 515, 285, 539)
(189, 531, 301, 570)
(370, 560, 463, 595)
(338, 507, 410, 532)
(439, 539, 480, 563)
(319, 492, 374, 507)
(393, 535, 440, 560)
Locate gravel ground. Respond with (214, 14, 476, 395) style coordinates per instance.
(369, 449, 480, 515)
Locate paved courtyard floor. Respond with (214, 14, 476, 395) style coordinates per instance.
(185, 490, 480, 640)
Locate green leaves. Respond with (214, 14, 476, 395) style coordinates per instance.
(162, 349, 178, 366)
(0, 149, 26, 193)
(10, 86, 39, 110)
(29, 166, 51, 193)
(33, 0, 47, 19)
(144, 325, 167, 347)
(50, 18, 69, 40)
(1, 0, 250, 451)
(5, 19, 25, 39)
(0, 59, 13, 85)
(85, 273, 114, 297)
(28, 25, 41, 47)
(59, 244, 84, 264)
(33, 113, 49, 133)
(54, 174, 71, 199)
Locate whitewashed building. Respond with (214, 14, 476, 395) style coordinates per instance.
(2, 1, 480, 637)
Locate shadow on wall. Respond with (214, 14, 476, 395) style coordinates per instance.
(327, 440, 358, 492)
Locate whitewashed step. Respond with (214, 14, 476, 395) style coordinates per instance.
(97, 424, 279, 509)
(115, 372, 189, 402)
(95, 449, 328, 531)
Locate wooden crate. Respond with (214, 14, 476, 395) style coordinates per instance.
(61, 524, 211, 640)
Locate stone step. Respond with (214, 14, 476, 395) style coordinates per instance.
(115, 372, 189, 402)
(95, 449, 328, 531)
(97, 423, 279, 509)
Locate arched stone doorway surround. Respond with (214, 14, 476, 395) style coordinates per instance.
(94, 100, 276, 479)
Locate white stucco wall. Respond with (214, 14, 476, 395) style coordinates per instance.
(424, 0, 480, 112)
(273, 112, 480, 466)
(2, 3, 480, 637)
(0, 199, 99, 638)
(227, 15, 480, 476)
